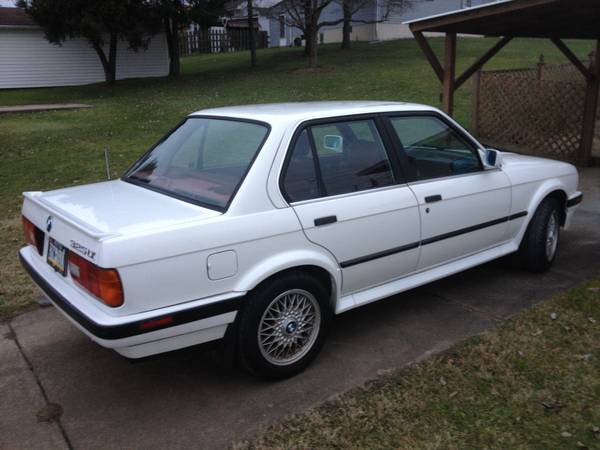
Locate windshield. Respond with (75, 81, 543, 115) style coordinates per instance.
(125, 117, 269, 210)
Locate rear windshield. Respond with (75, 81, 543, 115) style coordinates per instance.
(125, 117, 269, 210)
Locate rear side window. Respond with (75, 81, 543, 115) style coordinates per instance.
(125, 117, 269, 210)
(282, 119, 395, 202)
(281, 130, 319, 202)
(389, 116, 481, 180)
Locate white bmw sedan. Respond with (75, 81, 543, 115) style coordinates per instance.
(20, 101, 582, 378)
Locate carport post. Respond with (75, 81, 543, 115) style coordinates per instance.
(442, 33, 457, 115)
(580, 41, 600, 165)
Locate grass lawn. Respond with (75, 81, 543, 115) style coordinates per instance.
(0, 37, 594, 317)
(238, 277, 600, 449)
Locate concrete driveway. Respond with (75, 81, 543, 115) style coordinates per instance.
(2, 169, 599, 450)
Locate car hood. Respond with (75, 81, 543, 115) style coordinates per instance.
(24, 180, 221, 238)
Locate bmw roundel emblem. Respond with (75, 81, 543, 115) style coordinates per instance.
(46, 216, 53, 232)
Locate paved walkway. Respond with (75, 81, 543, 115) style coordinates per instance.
(1, 169, 599, 450)
(0, 104, 93, 115)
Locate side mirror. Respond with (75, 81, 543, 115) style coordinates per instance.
(323, 135, 343, 153)
(482, 148, 502, 169)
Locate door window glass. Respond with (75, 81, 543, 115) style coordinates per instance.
(310, 120, 394, 196)
(282, 119, 396, 202)
(390, 116, 481, 180)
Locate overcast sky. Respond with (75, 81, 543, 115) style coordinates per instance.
(0, 0, 16, 6)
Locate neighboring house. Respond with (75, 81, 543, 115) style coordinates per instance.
(234, 0, 501, 47)
(226, 0, 293, 47)
(0, 7, 169, 89)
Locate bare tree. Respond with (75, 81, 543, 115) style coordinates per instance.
(276, 0, 416, 67)
(339, 0, 416, 50)
(275, 0, 335, 68)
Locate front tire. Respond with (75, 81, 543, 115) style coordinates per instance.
(237, 271, 330, 379)
(517, 197, 561, 272)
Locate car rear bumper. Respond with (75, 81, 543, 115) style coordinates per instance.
(19, 246, 242, 358)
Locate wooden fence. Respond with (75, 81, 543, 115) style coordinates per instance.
(472, 54, 599, 164)
(180, 29, 268, 55)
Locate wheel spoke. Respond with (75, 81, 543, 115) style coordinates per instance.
(257, 288, 322, 366)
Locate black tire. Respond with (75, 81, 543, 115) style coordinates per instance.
(517, 197, 562, 273)
(237, 271, 330, 379)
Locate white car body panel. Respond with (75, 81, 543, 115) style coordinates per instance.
(291, 185, 421, 294)
(408, 170, 512, 270)
(19, 101, 582, 359)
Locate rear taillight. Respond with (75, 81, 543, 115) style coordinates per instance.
(68, 252, 124, 307)
(22, 216, 44, 255)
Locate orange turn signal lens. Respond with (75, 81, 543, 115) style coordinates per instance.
(68, 252, 124, 307)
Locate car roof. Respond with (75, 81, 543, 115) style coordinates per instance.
(189, 101, 438, 125)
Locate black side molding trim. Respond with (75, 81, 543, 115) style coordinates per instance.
(508, 211, 528, 220)
(19, 253, 241, 341)
(340, 242, 420, 268)
(339, 211, 528, 268)
(422, 211, 528, 246)
(567, 193, 583, 208)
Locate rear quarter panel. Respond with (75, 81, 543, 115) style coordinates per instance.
(104, 207, 340, 316)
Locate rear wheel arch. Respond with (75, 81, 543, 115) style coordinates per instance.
(243, 265, 337, 313)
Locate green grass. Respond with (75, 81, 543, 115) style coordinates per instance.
(237, 277, 600, 449)
(0, 37, 595, 317)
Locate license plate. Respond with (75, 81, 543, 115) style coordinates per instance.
(47, 237, 68, 276)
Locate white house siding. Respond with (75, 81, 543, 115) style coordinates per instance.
(322, 23, 378, 44)
(0, 28, 169, 89)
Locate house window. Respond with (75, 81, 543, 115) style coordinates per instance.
(279, 15, 285, 39)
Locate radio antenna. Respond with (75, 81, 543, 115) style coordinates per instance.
(104, 147, 111, 180)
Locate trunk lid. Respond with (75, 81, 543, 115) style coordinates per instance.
(22, 180, 221, 268)
(24, 180, 221, 240)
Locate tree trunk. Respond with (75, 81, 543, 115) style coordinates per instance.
(164, 17, 181, 78)
(91, 34, 117, 85)
(106, 33, 118, 84)
(341, 0, 351, 50)
(307, 25, 318, 68)
(304, 31, 312, 56)
(303, 0, 312, 56)
(247, 0, 257, 67)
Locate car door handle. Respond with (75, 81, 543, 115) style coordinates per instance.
(314, 215, 337, 226)
(425, 195, 443, 203)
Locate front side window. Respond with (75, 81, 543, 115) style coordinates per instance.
(389, 116, 481, 181)
(125, 117, 269, 210)
(282, 119, 395, 201)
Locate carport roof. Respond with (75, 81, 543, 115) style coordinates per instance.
(0, 7, 36, 28)
(407, 0, 600, 40)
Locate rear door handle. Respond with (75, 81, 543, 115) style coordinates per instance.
(425, 195, 442, 203)
(314, 215, 337, 226)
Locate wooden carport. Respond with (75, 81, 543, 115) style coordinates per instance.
(407, 0, 600, 164)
